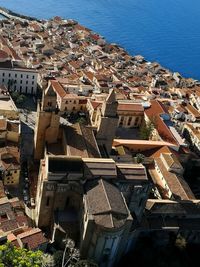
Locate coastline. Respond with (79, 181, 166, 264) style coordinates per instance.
(0, 6, 199, 85)
(0, 6, 41, 22)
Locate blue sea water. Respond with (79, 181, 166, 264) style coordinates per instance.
(0, 0, 200, 79)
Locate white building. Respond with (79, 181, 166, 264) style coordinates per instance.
(0, 68, 38, 95)
(0, 50, 38, 95)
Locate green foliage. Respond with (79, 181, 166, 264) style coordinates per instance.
(11, 91, 20, 100)
(0, 242, 43, 267)
(76, 117, 87, 125)
(16, 94, 26, 105)
(11, 92, 27, 105)
(135, 153, 145, 164)
(53, 250, 63, 267)
(139, 117, 156, 140)
(175, 234, 187, 250)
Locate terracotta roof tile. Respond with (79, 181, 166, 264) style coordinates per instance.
(117, 103, 144, 112)
(145, 100, 178, 145)
(0, 118, 7, 130)
(155, 158, 195, 200)
(50, 80, 66, 98)
(17, 228, 47, 250)
(90, 101, 102, 110)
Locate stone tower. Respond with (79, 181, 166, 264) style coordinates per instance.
(96, 89, 118, 155)
(34, 82, 60, 160)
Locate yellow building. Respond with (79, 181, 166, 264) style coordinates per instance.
(0, 116, 20, 145)
(0, 146, 20, 185)
(87, 99, 144, 128)
(48, 80, 87, 114)
(34, 84, 60, 160)
(0, 85, 19, 120)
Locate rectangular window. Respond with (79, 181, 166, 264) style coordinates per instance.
(127, 117, 132, 126)
(20, 80, 22, 84)
(32, 81, 34, 85)
(135, 117, 139, 126)
(32, 75, 34, 79)
(15, 74, 17, 78)
(21, 74, 23, 78)
(8, 73, 11, 77)
(26, 75, 29, 79)
(46, 197, 50, 207)
(2, 73, 5, 77)
(26, 81, 28, 84)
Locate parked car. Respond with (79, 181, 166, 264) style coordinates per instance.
(23, 189, 28, 195)
(24, 177, 29, 182)
(24, 195, 29, 202)
(24, 183, 29, 189)
(30, 198, 35, 207)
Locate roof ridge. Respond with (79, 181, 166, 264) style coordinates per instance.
(101, 179, 112, 212)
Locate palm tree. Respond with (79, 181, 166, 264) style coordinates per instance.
(62, 237, 80, 267)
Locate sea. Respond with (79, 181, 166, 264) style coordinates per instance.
(0, 0, 200, 80)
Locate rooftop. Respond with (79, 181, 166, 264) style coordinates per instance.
(64, 123, 100, 158)
(86, 179, 130, 228)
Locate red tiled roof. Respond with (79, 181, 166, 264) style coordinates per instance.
(117, 103, 144, 112)
(83, 71, 94, 82)
(185, 104, 200, 118)
(90, 34, 100, 41)
(0, 119, 7, 130)
(16, 215, 29, 227)
(145, 100, 178, 145)
(0, 49, 9, 60)
(17, 228, 47, 250)
(69, 61, 80, 69)
(7, 233, 20, 247)
(90, 101, 102, 110)
(51, 80, 66, 98)
(1, 220, 18, 233)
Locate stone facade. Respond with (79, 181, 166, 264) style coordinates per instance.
(34, 155, 150, 267)
(34, 87, 60, 160)
(0, 68, 38, 95)
(96, 89, 118, 155)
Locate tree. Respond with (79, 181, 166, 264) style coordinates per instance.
(0, 242, 43, 267)
(139, 117, 157, 140)
(41, 253, 55, 267)
(10, 92, 27, 106)
(175, 234, 187, 250)
(11, 91, 20, 100)
(53, 250, 63, 267)
(16, 94, 26, 105)
(62, 238, 80, 267)
(135, 153, 145, 164)
(76, 117, 87, 125)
